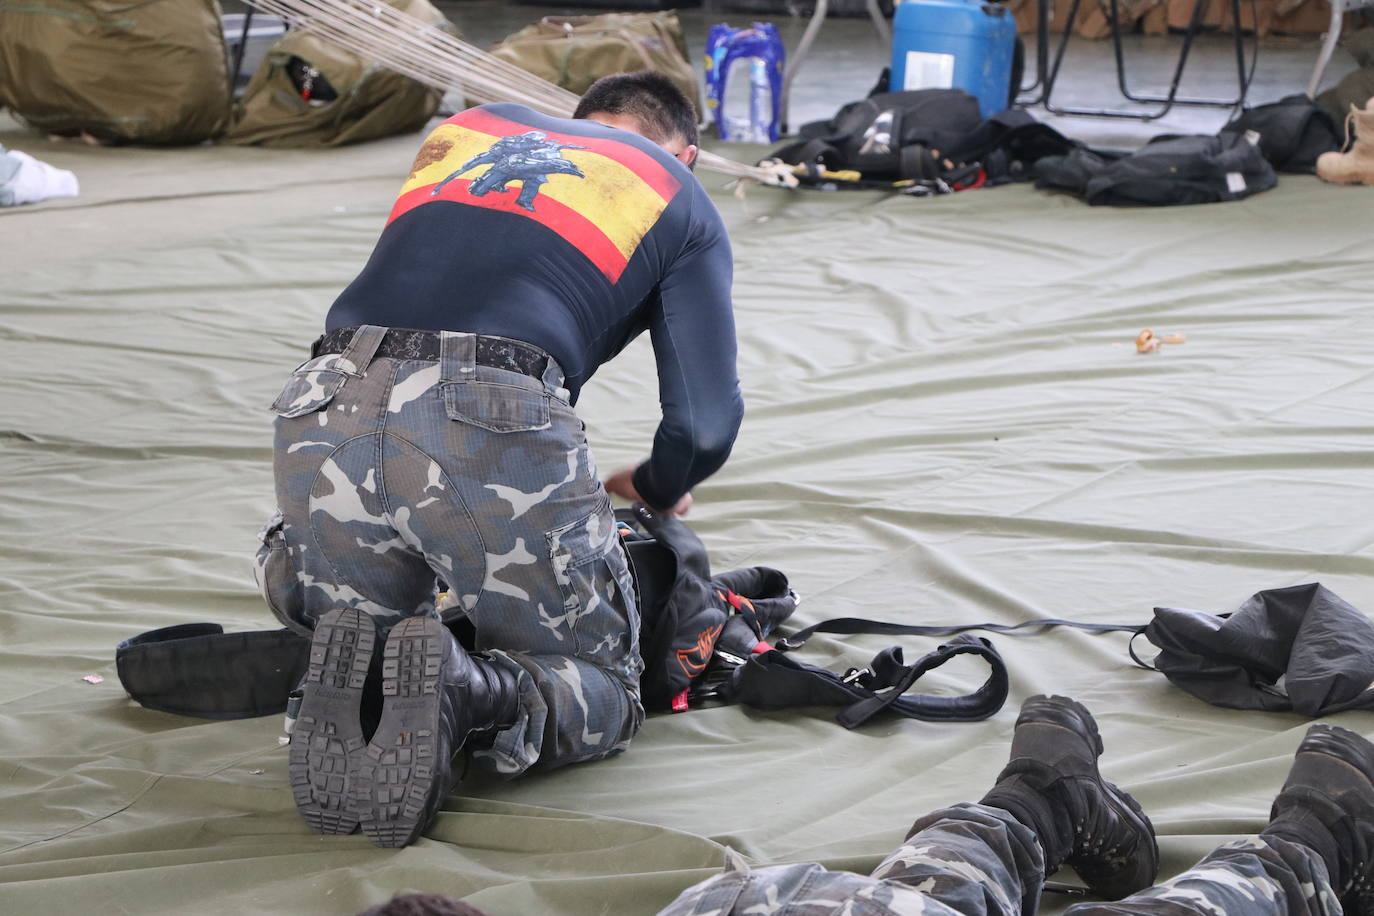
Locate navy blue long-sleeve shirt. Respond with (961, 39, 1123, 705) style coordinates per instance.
(326, 103, 742, 510)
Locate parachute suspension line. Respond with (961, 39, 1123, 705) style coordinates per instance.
(242, 0, 796, 185)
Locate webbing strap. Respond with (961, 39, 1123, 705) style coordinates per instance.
(777, 616, 1145, 652)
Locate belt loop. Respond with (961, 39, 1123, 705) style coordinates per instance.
(339, 325, 387, 376)
(540, 354, 567, 399)
(440, 331, 477, 383)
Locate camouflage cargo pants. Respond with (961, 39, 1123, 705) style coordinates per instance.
(1068, 835, 1338, 916)
(254, 325, 643, 775)
(660, 803, 1338, 916)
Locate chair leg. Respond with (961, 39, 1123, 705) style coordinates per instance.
(1308, 0, 1344, 97)
(864, 0, 892, 48)
(229, 8, 256, 98)
(779, 0, 829, 134)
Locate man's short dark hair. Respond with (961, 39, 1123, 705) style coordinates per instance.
(573, 70, 699, 150)
(357, 893, 488, 916)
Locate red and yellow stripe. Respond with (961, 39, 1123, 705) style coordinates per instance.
(389, 110, 680, 283)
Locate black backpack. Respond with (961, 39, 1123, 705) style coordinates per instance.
(769, 89, 1079, 189)
(1220, 94, 1340, 175)
(773, 89, 986, 180)
(1034, 132, 1278, 206)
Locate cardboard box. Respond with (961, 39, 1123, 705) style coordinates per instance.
(1141, 2, 1170, 32)
(1269, 0, 1341, 36)
(1218, 0, 1274, 35)
(1166, 0, 1226, 32)
(1020, 0, 1174, 38)
(1014, 0, 1347, 39)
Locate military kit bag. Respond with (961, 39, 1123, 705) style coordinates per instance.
(223, 0, 451, 148)
(488, 12, 702, 114)
(0, 0, 231, 144)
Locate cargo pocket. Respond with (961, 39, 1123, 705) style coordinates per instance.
(254, 512, 309, 635)
(443, 380, 550, 433)
(269, 353, 352, 418)
(547, 502, 639, 668)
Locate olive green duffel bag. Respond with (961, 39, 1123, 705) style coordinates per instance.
(223, 0, 454, 148)
(0, 0, 230, 145)
(489, 11, 702, 115)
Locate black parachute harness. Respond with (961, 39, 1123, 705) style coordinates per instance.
(117, 510, 1361, 729)
(615, 503, 1015, 727)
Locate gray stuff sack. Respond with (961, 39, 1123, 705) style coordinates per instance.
(1143, 582, 1374, 716)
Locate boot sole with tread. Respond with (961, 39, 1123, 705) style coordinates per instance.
(288, 607, 374, 835)
(356, 617, 451, 848)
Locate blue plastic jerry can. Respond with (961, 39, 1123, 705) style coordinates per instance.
(890, 0, 1017, 118)
(704, 22, 785, 143)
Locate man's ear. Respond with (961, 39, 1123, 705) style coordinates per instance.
(676, 144, 699, 170)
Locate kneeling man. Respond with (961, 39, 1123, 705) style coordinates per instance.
(254, 72, 743, 847)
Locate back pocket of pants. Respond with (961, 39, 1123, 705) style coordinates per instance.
(443, 380, 550, 433)
(270, 354, 349, 418)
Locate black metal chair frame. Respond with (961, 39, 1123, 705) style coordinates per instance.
(229, 8, 258, 96)
(1019, 0, 1258, 120)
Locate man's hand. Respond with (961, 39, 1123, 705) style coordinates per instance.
(603, 465, 693, 516)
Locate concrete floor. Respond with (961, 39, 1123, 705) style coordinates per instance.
(221, 0, 1360, 149)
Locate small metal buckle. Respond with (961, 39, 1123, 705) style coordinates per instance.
(714, 649, 745, 667)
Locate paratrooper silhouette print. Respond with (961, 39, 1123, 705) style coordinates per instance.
(429, 130, 587, 211)
(390, 109, 682, 283)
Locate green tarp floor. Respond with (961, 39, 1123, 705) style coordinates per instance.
(2, 115, 1373, 915)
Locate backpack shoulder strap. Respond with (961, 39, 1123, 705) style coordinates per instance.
(719, 633, 1008, 728)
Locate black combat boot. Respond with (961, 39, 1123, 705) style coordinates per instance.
(980, 695, 1158, 901)
(354, 616, 521, 848)
(1262, 723, 1374, 915)
(288, 607, 382, 835)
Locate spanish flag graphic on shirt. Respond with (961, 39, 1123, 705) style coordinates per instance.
(388, 109, 682, 284)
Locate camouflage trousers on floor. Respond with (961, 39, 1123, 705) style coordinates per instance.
(660, 804, 1044, 916)
(1066, 835, 1338, 916)
(254, 325, 644, 775)
(660, 804, 1339, 916)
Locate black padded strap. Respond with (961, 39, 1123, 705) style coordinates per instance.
(720, 633, 1008, 728)
(116, 624, 309, 719)
(841, 635, 1009, 727)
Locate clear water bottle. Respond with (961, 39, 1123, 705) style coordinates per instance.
(747, 57, 772, 144)
(705, 22, 783, 143)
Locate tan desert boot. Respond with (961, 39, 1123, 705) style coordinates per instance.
(1317, 96, 1374, 185)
